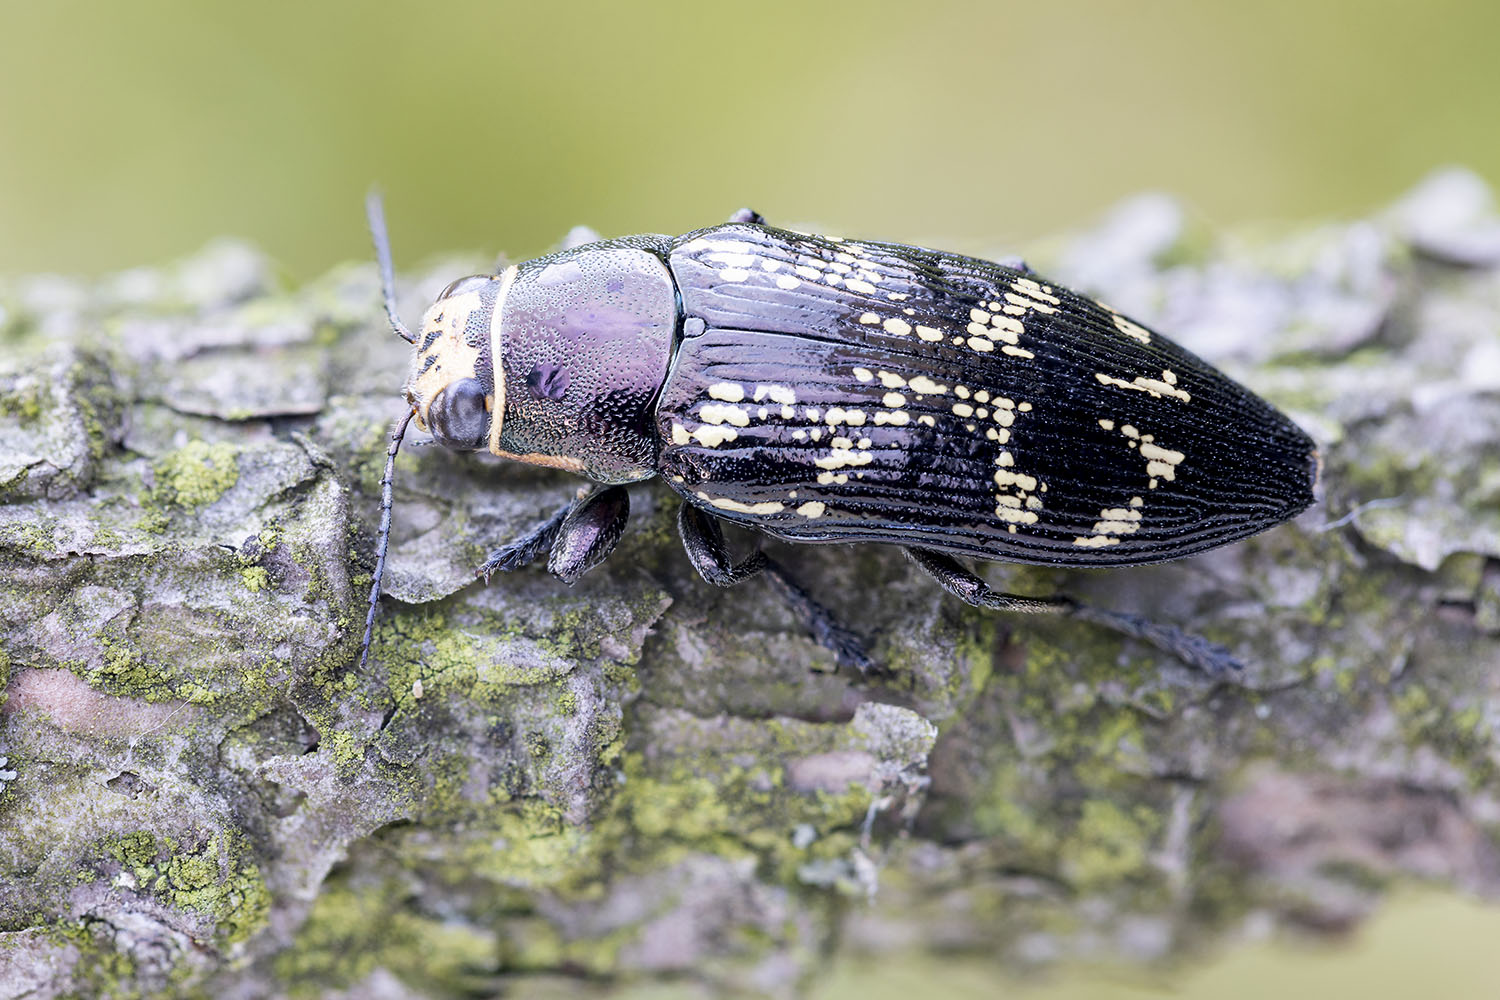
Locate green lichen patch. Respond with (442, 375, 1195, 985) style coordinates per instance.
(100, 829, 270, 947)
(151, 439, 240, 510)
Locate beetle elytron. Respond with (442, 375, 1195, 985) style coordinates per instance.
(358, 195, 1317, 678)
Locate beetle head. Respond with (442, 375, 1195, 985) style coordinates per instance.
(403, 274, 501, 451)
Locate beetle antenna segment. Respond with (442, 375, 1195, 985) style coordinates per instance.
(366, 190, 417, 344)
(359, 408, 415, 672)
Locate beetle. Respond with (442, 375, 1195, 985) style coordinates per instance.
(357, 194, 1318, 679)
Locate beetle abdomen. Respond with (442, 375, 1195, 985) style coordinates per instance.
(655, 224, 1316, 567)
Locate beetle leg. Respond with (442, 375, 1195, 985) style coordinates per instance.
(478, 500, 574, 582)
(904, 547, 1243, 679)
(546, 485, 631, 584)
(678, 505, 875, 675)
(727, 208, 765, 225)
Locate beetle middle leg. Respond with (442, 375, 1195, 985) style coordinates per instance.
(479, 485, 631, 584)
(904, 547, 1243, 679)
(678, 504, 875, 675)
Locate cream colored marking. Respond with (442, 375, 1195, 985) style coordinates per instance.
(916, 325, 944, 342)
(757, 407, 769, 420)
(692, 425, 739, 447)
(917, 414, 935, 427)
(1002, 346, 1035, 359)
(997, 451, 1014, 466)
(680, 238, 709, 253)
(859, 312, 880, 325)
(853, 367, 874, 382)
(697, 492, 785, 515)
(776, 275, 801, 290)
(970, 307, 991, 324)
(857, 269, 880, 284)
(1013, 277, 1060, 304)
(708, 381, 746, 402)
(484, 264, 520, 456)
(1073, 504, 1143, 548)
(967, 321, 989, 337)
(883, 392, 906, 408)
(492, 449, 586, 474)
(967, 337, 995, 352)
(1017, 402, 1031, 411)
(699, 403, 750, 426)
(1121, 424, 1139, 437)
(856, 436, 871, 449)
(671, 422, 691, 445)
(796, 501, 826, 518)
(976, 408, 989, 419)
(952, 337, 964, 345)
(762, 259, 782, 271)
(965, 423, 977, 432)
(1073, 535, 1118, 548)
(1140, 441, 1185, 481)
(877, 370, 905, 388)
(954, 385, 970, 398)
(795, 264, 821, 280)
(1003, 303, 1026, 316)
(720, 268, 750, 282)
(835, 252, 856, 264)
(829, 261, 852, 274)
(994, 427, 1010, 444)
(781, 405, 795, 419)
(672, 474, 685, 483)
(824, 274, 842, 286)
(831, 435, 854, 449)
(888, 292, 909, 301)
(882, 317, 911, 336)
(974, 390, 990, 403)
(993, 469, 1038, 491)
(845, 409, 868, 426)
(810, 429, 823, 441)
(903, 307, 915, 316)
(753, 383, 797, 405)
(989, 314, 1025, 340)
(805, 407, 821, 421)
(814, 447, 874, 471)
(793, 429, 807, 441)
(994, 409, 1014, 426)
(908, 375, 946, 395)
(1099, 418, 1116, 431)
(846, 278, 877, 295)
(1131, 496, 1144, 507)
(985, 428, 999, 441)
(1111, 312, 1152, 345)
(816, 471, 836, 485)
(1094, 370, 1191, 402)
(952, 403, 974, 417)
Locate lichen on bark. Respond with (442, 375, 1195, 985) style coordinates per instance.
(1, 170, 1499, 998)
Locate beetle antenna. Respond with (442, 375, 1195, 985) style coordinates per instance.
(359, 408, 415, 671)
(366, 189, 417, 344)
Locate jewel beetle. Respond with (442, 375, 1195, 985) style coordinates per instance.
(358, 195, 1318, 678)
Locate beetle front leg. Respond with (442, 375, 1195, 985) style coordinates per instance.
(546, 485, 630, 584)
(904, 547, 1243, 679)
(678, 505, 874, 675)
(478, 499, 574, 582)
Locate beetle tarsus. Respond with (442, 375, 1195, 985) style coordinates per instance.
(904, 547, 1241, 679)
(478, 500, 573, 582)
(679, 505, 874, 674)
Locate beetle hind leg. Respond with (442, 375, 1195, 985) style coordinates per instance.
(678, 505, 875, 675)
(904, 547, 1243, 680)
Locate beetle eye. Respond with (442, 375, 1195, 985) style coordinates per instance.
(428, 378, 490, 450)
(437, 274, 491, 301)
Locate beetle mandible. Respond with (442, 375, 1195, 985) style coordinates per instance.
(358, 195, 1318, 678)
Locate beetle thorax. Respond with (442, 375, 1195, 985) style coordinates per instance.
(491, 239, 677, 484)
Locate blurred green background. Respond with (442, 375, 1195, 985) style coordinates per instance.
(1, 0, 1497, 279)
(2, 1, 1498, 997)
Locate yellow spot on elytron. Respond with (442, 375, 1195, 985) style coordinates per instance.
(1140, 441, 1185, 481)
(954, 385, 970, 398)
(970, 307, 991, 324)
(1094, 371, 1191, 402)
(994, 409, 1014, 427)
(781, 405, 795, 419)
(909, 375, 946, 395)
(997, 451, 1015, 466)
(796, 265, 821, 280)
(1162, 369, 1179, 384)
(856, 437, 871, 449)
(824, 274, 841, 286)
(792, 429, 807, 440)
(797, 501, 826, 518)
(815, 446, 874, 471)
(1005, 290, 1057, 315)
(887, 292, 909, 301)
(976, 408, 989, 419)
(671, 422, 691, 445)
(831, 436, 854, 449)
(829, 261, 852, 274)
(707, 382, 745, 402)
(692, 425, 739, 447)
(883, 318, 912, 336)
(853, 367, 874, 382)
(1102, 305, 1152, 345)
(1073, 535, 1118, 548)
(696, 492, 785, 516)
(974, 390, 990, 403)
(877, 371, 905, 388)
(952, 403, 974, 417)
(1002, 346, 1035, 359)
(859, 312, 880, 325)
(1130, 496, 1144, 507)
(762, 259, 781, 271)
(816, 471, 835, 485)
(720, 268, 749, 282)
(903, 307, 916, 316)
(883, 392, 906, 408)
(811, 429, 823, 441)
(994, 469, 1038, 491)
(952, 337, 964, 345)
(985, 428, 999, 440)
(1121, 424, 1139, 437)
(1074, 504, 1143, 547)
(916, 325, 944, 342)
(1017, 402, 1031, 411)
(753, 384, 797, 405)
(846, 279, 877, 295)
(967, 321, 989, 337)
(917, 414, 935, 427)
(994, 428, 1011, 443)
(806, 407, 821, 421)
(699, 403, 750, 426)
(874, 410, 910, 426)
(989, 314, 1024, 341)
(968, 337, 995, 352)
(776, 275, 801, 290)
(1099, 418, 1116, 430)
(1012, 277, 1061, 305)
